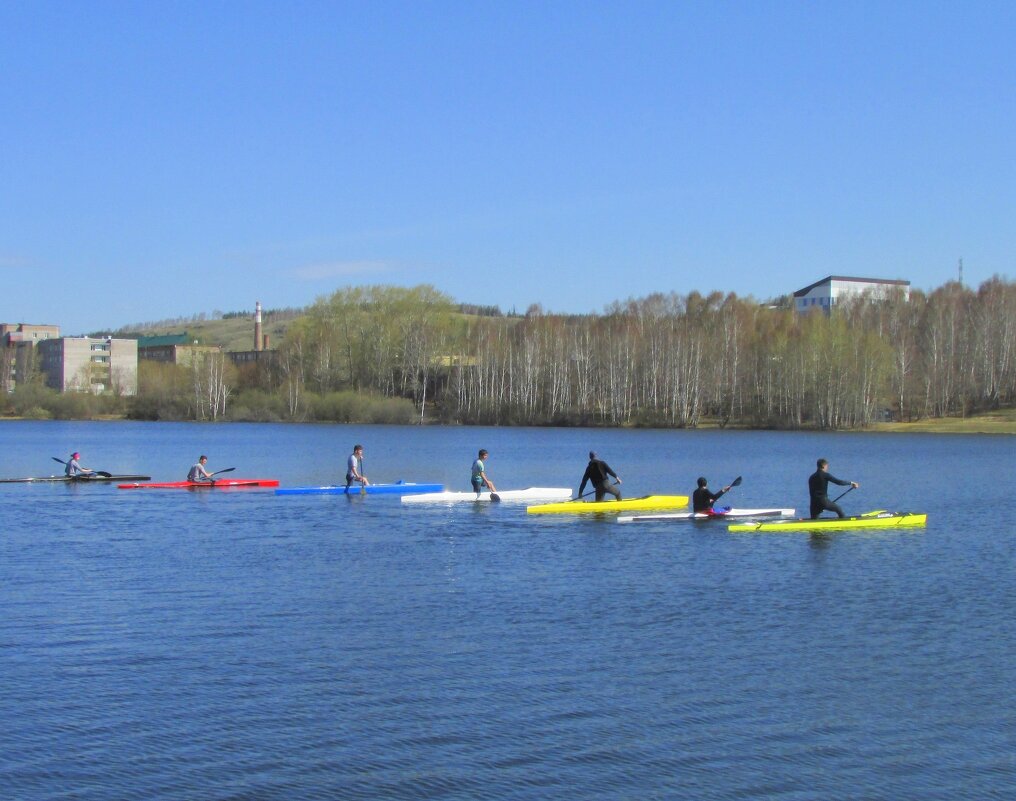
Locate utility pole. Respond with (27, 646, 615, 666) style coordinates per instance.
(958, 258, 964, 286)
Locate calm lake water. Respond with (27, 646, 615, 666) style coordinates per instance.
(1, 421, 1013, 800)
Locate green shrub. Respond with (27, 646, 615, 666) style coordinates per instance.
(10, 383, 59, 417)
(367, 397, 417, 424)
(49, 392, 97, 420)
(229, 389, 286, 422)
(308, 391, 417, 423)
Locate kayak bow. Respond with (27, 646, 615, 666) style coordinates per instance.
(276, 482, 444, 496)
(617, 507, 795, 523)
(402, 487, 572, 504)
(0, 474, 152, 484)
(527, 495, 689, 515)
(728, 511, 927, 532)
(118, 479, 280, 489)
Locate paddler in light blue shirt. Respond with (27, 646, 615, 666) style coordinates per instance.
(471, 449, 496, 494)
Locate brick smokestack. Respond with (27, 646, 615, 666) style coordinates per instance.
(254, 301, 263, 352)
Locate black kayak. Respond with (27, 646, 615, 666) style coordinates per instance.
(0, 474, 152, 484)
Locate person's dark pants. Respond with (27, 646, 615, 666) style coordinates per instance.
(595, 481, 622, 502)
(810, 498, 844, 519)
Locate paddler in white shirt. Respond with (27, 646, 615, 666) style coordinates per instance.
(346, 444, 369, 489)
(188, 455, 214, 483)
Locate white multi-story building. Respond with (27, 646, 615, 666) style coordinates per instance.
(793, 275, 910, 313)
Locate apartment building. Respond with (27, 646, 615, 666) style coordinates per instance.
(37, 337, 138, 395)
(1, 323, 61, 392)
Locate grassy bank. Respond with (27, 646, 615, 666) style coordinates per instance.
(869, 408, 1016, 435)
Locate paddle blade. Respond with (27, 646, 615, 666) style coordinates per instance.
(489, 493, 501, 502)
(360, 483, 366, 495)
(212, 467, 237, 476)
(731, 476, 743, 487)
(96, 471, 113, 478)
(52, 456, 67, 464)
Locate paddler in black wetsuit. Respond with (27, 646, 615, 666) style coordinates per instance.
(808, 458, 858, 519)
(692, 477, 731, 514)
(578, 451, 622, 501)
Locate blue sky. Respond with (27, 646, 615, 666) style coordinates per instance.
(2, 1, 1014, 334)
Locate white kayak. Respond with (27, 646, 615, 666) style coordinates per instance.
(617, 507, 795, 524)
(402, 487, 572, 504)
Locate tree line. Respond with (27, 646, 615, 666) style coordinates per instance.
(244, 278, 1016, 428)
(4, 278, 1014, 428)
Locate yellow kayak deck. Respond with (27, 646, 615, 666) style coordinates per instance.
(527, 495, 689, 515)
(728, 511, 927, 532)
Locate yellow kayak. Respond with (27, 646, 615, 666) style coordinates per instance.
(728, 511, 927, 532)
(527, 495, 689, 515)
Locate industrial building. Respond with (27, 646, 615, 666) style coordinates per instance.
(138, 334, 223, 366)
(794, 275, 911, 313)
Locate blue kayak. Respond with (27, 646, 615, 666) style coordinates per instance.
(276, 481, 444, 496)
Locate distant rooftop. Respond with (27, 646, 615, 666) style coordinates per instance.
(793, 275, 911, 298)
(138, 334, 191, 348)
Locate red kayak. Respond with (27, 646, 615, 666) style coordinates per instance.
(118, 479, 280, 489)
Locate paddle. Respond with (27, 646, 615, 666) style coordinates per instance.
(831, 485, 855, 504)
(574, 480, 620, 501)
(489, 491, 500, 502)
(711, 475, 742, 504)
(206, 467, 235, 486)
(52, 456, 111, 478)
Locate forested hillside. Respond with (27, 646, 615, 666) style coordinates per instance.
(6, 279, 1014, 429)
(252, 279, 1014, 428)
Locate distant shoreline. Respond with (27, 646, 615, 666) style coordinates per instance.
(2, 413, 1014, 434)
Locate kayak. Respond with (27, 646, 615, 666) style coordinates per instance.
(118, 479, 280, 489)
(276, 482, 444, 496)
(728, 511, 928, 532)
(402, 487, 572, 504)
(527, 495, 690, 515)
(0, 474, 152, 484)
(617, 507, 796, 523)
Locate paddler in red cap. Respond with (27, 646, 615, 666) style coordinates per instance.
(65, 452, 96, 478)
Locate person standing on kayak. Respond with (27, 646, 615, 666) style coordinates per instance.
(471, 449, 496, 494)
(65, 452, 96, 478)
(809, 458, 858, 518)
(188, 455, 214, 483)
(692, 477, 731, 514)
(578, 451, 622, 502)
(346, 444, 369, 490)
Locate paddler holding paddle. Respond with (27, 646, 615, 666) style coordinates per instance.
(578, 451, 622, 502)
(470, 449, 496, 495)
(188, 455, 214, 483)
(692, 477, 732, 514)
(808, 458, 859, 519)
(64, 452, 96, 478)
(346, 444, 369, 490)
